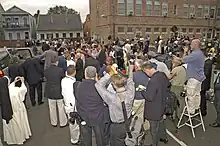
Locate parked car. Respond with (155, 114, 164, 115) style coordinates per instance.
(0, 48, 35, 76)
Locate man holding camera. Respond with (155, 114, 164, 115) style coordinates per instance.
(61, 65, 80, 145)
(95, 63, 135, 146)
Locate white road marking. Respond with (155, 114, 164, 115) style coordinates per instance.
(166, 129, 188, 146)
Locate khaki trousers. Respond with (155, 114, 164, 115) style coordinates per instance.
(48, 99, 68, 127)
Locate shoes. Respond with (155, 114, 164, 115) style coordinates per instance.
(71, 139, 80, 145)
(160, 138, 168, 144)
(52, 124, 57, 127)
(209, 122, 220, 128)
(38, 101, 44, 105)
(60, 124, 68, 128)
(32, 102, 36, 107)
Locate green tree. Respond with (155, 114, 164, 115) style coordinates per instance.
(47, 6, 78, 14)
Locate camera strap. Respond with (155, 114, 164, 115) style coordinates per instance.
(73, 81, 81, 112)
(118, 93, 133, 138)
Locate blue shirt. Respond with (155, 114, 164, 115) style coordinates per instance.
(183, 50, 206, 82)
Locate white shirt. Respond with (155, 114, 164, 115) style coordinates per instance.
(150, 58, 170, 77)
(61, 75, 76, 114)
(67, 59, 76, 67)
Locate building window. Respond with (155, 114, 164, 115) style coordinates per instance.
(183, 4, 189, 17)
(190, 5, 195, 15)
(17, 33, 20, 40)
(9, 33, 12, 40)
(196, 28, 201, 33)
(189, 28, 194, 33)
(118, 27, 125, 33)
(127, 0, 134, 16)
(154, 1, 161, 16)
(217, 7, 220, 17)
(40, 34, 45, 40)
(118, 0, 125, 15)
(210, 6, 216, 18)
(204, 5, 209, 17)
(70, 33, 73, 38)
(162, 28, 167, 33)
(146, 28, 151, 32)
(127, 27, 133, 33)
(207, 33, 212, 39)
(63, 33, 66, 38)
(136, 0, 142, 16)
(197, 5, 203, 18)
(56, 33, 59, 38)
(77, 33, 80, 37)
(182, 28, 187, 33)
(173, 5, 177, 15)
(146, 0, 152, 16)
(154, 27, 160, 32)
(24, 17, 28, 26)
(162, 2, 168, 16)
(25, 32, 29, 39)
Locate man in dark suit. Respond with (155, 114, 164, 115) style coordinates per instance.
(75, 66, 110, 146)
(75, 53, 84, 81)
(21, 57, 44, 106)
(200, 52, 213, 116)
(85, 50, 101, 73)
(8, 56, 22, 83)
(141, 62, 169, 146)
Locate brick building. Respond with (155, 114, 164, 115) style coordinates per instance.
(90, 0, 220, 42)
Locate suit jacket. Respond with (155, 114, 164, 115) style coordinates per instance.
(58, 55, 67, 73)
(21, 58, 44, 85)
(97, 49, 106, 67)
(44, 65, 65, 99)
(75, 79, 109, 126)
(202, 59, 213, 91)
(8, 63, 22, 82)
(75, 58, 84, 81)
(38, 49, 58, 69)
(85, 57, 101, 73)
(0, 77, 13, 124)
(142, 71, 169, 121)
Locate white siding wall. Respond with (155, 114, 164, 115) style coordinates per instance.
(4, 30, 31, 40)
(36, 31, 83, 40)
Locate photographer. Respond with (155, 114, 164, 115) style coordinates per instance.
(95, 64, 135, 146)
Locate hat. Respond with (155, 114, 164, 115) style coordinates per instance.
(147, 51, 158, 58)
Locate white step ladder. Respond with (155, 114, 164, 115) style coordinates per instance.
(177, 97, 206, 138)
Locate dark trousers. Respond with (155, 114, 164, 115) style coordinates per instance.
(200, 90, 207, 116)
(214, 92, 220, 124)
(79, 124, 105, 146)
(104, 122, 110, 145)
(110, 123, 126, 146)
(29, 82, 42, 105)
(149, 119, 167, 146)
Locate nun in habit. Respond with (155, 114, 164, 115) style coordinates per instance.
(2, 76, 32, 145)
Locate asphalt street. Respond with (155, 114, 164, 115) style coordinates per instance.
(0, 95, 219, 146)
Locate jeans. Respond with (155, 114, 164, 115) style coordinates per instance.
(149, 119, 167, 146)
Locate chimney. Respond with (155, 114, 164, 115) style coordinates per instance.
(50, 14, 53, 24)
(65, 14, 68, 23)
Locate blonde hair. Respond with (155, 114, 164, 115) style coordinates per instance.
(111, 74, 125, 88)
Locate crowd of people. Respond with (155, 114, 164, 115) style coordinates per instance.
(0, 35, 220, 146)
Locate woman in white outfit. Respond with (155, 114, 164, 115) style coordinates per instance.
(3, 76, 31, 145)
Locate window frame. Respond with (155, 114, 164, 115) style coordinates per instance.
(210, 6, 216, 18)
(183, 4, 189, 17)
(146, 0, 153, 16)
(154, 0, 161, 16)
(162, 2, 168, 16)
(127, 27, 133, 34)
(118, 0, 126, 15)
(118, 27, 125, 34)
(197, 5, 203, 18)
(135, 0, 142, 16)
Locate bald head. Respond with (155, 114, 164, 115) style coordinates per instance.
(191, 39, 201, 50)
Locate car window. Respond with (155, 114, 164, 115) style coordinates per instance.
(16, 49, 32, 60)
(0, 51, 10, 70)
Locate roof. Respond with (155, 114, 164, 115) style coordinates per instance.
(37, 14, 83, 31)
(3, 5, 30, 15)
(0, 3, 4, 12)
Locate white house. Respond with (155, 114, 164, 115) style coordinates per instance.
(2, 6, 36, 41)
(36, 14, 83, 40)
